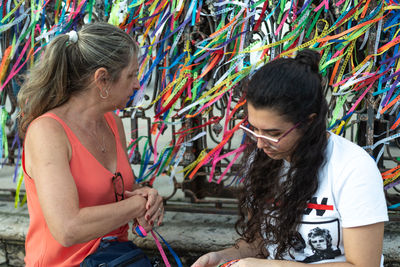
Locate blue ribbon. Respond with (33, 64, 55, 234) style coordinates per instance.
(154, 230, 183, 267)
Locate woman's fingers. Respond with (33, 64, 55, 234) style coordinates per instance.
(191, 252, 222, 267)
(191, 255, 209, 267)
(124, 188, 148, 198)
(132, 217, 153, 236)
(126, 187, 161, 210)
(149, 205, 164, 226)
(157, 206, 164, 226)
(145, 194, 163, 223)
(144, 187, 160, 210)
(126, 187, 164, 224)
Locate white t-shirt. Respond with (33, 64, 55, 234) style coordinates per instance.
(266, 133, 388, 264)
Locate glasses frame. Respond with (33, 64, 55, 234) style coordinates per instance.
(240, 122, 301, 144)
(112, 172, 125, 202)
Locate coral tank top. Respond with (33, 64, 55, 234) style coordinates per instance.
(23, 112, 134, 267)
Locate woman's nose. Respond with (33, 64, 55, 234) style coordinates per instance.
(256, 137, 264, 149)
(133, 77, 140, 91)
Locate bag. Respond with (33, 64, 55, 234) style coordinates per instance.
(80, 237, 152, 267)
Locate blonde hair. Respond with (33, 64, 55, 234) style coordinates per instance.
(17, 22, 139, 137)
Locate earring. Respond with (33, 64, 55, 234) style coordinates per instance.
(99, 88, 109, 99)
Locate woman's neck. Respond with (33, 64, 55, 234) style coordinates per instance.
(64, 94, 107, 120)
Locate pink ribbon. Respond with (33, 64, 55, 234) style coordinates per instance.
(150, 230, 171, 267)
(1, 38, 38, 92)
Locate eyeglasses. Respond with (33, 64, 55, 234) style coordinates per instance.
(112, 172, 125, 202)
(240, 122, 301, 144)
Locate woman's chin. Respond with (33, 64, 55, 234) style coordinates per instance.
(263, 149, 284, 160)
(114, 103, 125, 110)
(263, 149, 276, 157)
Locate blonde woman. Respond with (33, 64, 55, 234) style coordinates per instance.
(18, 22, 163, 266)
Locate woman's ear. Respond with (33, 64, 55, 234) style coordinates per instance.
(307, 113, 317, 124)
(93, 67, 110, 88)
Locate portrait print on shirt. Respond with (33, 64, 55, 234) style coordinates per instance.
(297, 219, 342, 263)
(302, 227, 341, 263)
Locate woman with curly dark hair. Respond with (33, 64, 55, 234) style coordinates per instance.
(192, 49, 388, 267)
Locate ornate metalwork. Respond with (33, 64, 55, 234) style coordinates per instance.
(0, 1, 399, 219)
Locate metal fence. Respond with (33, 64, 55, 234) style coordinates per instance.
(0, 0, 399, 218)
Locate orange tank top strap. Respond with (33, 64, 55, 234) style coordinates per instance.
(38, 112, 80, 144)
(104, 112, 122, 147)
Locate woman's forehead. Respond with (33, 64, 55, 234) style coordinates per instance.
(247, 103, 290, 129)
(128, 55, 139, 70)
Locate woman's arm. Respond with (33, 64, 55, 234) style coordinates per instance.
(25, 117, 148, 247)
(191, 239, 261, 267)
(229, 222, 384, 267)
(113, 113, 164, 225)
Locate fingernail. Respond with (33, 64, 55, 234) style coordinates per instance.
(146, 215, 150, 220)
(150, 220, 154, 226)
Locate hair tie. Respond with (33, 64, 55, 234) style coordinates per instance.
(66, 30, 78, 43)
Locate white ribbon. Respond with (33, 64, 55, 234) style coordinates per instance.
(363, 132, 400, 151)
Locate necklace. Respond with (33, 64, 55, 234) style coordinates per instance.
(97, 133, 107, 153)
(70, 115, 107, 153)
(89, 127, 107, 153)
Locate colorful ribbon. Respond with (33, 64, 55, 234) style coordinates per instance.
(1, 0, 400, 207)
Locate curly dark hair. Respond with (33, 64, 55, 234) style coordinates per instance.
(235, 49, 329, 259)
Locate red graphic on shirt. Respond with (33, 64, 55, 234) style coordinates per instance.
(304, 197, 334, 216)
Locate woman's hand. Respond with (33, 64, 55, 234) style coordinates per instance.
(125, 187, 164, 226)
(132, 216, 152, 236)
(230, 258, 272, 267)
(191, 241, 259, 267)
(191, 252, 228, 267)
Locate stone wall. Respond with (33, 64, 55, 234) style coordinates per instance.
(0, 201, 399, 266)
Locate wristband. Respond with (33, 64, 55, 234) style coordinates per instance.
(135, 225, 148, 238)
(219, 259, 239, 267)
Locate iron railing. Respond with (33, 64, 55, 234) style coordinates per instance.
(0, 1, 399, 219)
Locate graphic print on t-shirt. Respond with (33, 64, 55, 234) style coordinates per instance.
(298, 219, 342, 263)
(304, 197, 334, 216)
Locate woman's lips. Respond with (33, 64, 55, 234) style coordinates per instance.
(263, 148, 276, 154)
